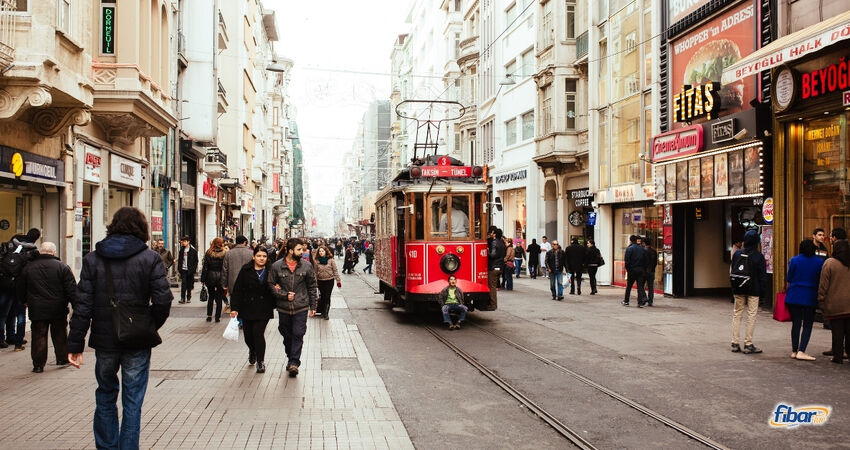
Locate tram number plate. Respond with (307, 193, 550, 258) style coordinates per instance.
(408, 250, 418, 258)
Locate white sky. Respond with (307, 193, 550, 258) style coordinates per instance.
(267, 0, 413, 205)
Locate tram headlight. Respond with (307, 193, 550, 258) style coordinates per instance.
(472, 166, 483, 177)
(410, 166, 422, 178)
(440, 254, 461, 274)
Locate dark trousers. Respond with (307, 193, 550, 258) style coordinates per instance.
(587, 267, 598, 293)
(242, 319, 269, 363)
(644, 273, 656, 304)
(528, 259, 539, 278)
(5, 301, 25, 344)
(31, 318, 68, 368)
(788, 304, 816, 353)
(278, 310, 308, 367)
(624, 269, 646, 304)
(205, 284, 224, 319)
(829, 317, 850, 363)
(180, 270, 193, 300)
(317, 280, 334, 316)
(569, 272, 582, 293)
(363, 262, 373, 273)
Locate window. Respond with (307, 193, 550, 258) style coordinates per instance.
(273, 107, 280, 126)
(521, 111, 534, 140)
(15, 0, 28, 11)
(505, 59, 516, 78)
(454, 32, 461, 58)
(541, 86, 552, 135)
(505, 118, 517, 146)
(428, 195, 470, 239)
(625, 31, 637, 54)
(521, 48, 534, 75)
(482, 120, 494, 164)
(540, 1, 553, 49)
(58, 0, 71, 32)
(273, 140, 279, 160)
(598, 39, 608, 105)
(599, 108, 609, 188)
(506, 2, 517, 27)
(455, 0, 462, 12)
(566, 0, 575, 39)
(565, 79, 576, 130)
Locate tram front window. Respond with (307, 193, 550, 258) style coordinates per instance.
(430, 195, 470, 239)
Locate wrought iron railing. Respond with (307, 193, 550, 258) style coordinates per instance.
(205, 147, 227, 165)
(0, 0, 16, 72)
(576, 31, 588, 60)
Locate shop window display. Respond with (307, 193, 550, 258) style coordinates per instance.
(613, 205, 663, 290)
(801, 114, 848, 234)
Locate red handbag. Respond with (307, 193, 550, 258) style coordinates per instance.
(773, 292, 791, 322)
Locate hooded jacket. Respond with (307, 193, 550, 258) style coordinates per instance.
(267, 256, 318, 314)
(16, 253, 76, 321)
(201, 248, 226, 286)
(731, 229, 767, 296)
(68, 234, 173, 353)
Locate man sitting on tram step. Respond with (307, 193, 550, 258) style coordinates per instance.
(437, 275, 467, 330)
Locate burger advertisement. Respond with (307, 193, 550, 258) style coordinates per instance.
(669, 1, 757, 128)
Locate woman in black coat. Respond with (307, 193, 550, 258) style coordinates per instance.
(584, 239, 603, 295)
(229, 246, 275, 373)
(201, 237, 226, 322)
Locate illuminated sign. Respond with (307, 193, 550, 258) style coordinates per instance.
(420, 166, 472, 177)
(102, 7, 115, 54)
(651, 125, 704, 162)
(800, 56, 850, 100)
(672, 82, 721, 122)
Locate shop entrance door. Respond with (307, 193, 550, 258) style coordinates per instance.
(181, 209, 196, 247)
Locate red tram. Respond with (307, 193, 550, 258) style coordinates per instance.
(374, 155, 495, 312)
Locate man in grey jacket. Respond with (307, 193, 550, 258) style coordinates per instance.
(222, 235, 254, 303)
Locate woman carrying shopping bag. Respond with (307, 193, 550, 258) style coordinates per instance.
(229, 246, 275, 373)
(313, 245, 341, 320)
(785, 239, 824, 361)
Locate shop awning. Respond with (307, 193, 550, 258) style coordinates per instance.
(722, 11, 850, 84)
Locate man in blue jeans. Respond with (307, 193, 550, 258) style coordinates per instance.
(438, 275, 468, 329)
(545, 241, 566, 300)
(68, 207, 172, 449)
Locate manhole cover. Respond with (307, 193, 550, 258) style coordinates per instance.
(150, 370, 199, 379)
(321, 357, 361, 371)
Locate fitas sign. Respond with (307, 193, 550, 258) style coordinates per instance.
(673, 82, 720, 123)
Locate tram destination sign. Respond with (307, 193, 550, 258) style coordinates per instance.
(420, 166, 472, 177)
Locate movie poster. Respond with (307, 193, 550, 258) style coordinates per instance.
(666, 164, 677, 201)
(669, 2, 757, 128)
(677, 161, 689, 200)
(688, 159, 701, 199)
(714, 153, 728, 196)
(655, 165, 666, 202)
(744, 146, 760, 194)
(728, 150, 744, 196)
(701, 156, 714, 198)
(762, 225, 774, 274)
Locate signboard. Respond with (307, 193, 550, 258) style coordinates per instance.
(109, 154, 142, 187)
(723, 19, 850, 83)
(762, 197, 774, 223)
(651, 124, 704, 162)
(198, 174, 218, 202)
(670, 2, 757, 128)
(84, 146, 102, 183)
(774, 67, 796, 111)
(668, 0, 711, 27)
(101, 6, 115, 54)
(0, 146, 64, 184)
(494, 169, 528, 184)
(711, 118, 736, 144)
(800, 56, 850, 100)
(151, 210, 163, 234)
(586, 212, 597, 226)
(420, 166, 473, 177)
(672, 82, 721, 122)
(568, 210, 585, 227)
(845, 90, 850, 107)
(568, 188, 594, 208)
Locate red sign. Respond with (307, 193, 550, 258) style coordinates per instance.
(420, 166, 472, 177)
(201, 178, 218, 198)
(670, 2, 757, 128)
(651, 125, 704, 162)
(845, 90, 850, 106)
(801, 57, 850, 100)
(151, 215, 163, 232)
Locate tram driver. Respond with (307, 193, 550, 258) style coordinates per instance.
(436, 198, 469, 238)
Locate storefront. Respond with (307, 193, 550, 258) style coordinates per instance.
(108, 153, 142, 220)
(150, 136, 169, 246)
(566, 187, 594, 244)
(494, 168, 528, 246)
(80, 144, 104, 258)
(198, 173, 218, 250)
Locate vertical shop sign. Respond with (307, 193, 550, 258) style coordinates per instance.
(102, 6, 115, 54)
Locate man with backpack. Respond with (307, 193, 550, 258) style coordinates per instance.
(730, 229, 767, 354)
(0, 228, 40, 350)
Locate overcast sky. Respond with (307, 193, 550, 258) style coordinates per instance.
(266, 0, 412, 205)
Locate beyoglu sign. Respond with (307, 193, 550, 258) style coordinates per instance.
(651, 125, 704, 162)
(801, 56, 850, 99)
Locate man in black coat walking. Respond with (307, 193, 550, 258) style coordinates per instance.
(487, 227, 506, 309)
(16, 242, 76, 372)
(526, 239, 541, 279)
(565, 238, 587, 295)
(643, 239, 658, 306)
(177, 235, 198, 304)
(623, 235, 648, 307)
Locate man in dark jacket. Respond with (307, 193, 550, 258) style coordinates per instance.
(223, 235, 254, 299)
(0, 227, 40, 350)
(268, 238, 318, 377)
(623, 235, 648, 307)
(565, 238, 587, 295)
(643, 239, 658, 306)
(154, 239, 174, 274)
(526, 239, 541, 278)
(545, 241, 566, 300)
(730, 229, 767, 354)
(177, 236, 198, 304)
(17, 242, 76, 372)
(487, 227, 506, 309)
(67, 207, 172, 449)
(363, 245, 374, 274)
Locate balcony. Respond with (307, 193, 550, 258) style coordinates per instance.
(217, 78, 227, 113)
(575, 31, 588, 62)
(217, 10, 228, 50)
(90, 63, 176, 146)
(204, 147, 227, 178)
(0, 0, 15, 73)
(177, 32, 188, 70)
(457, 35, 478, 67)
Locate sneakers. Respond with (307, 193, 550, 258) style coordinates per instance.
(621, 300, 630, 306)
(323, 315, 329, 321)
(248, 351, 256, 365)
(32, 366, 43, 373)
(557, 296, 564, 300)
(742, 344, 762, 354)
(287, 364, 299, 377)
(638, 302, 645, 308)
(256, 362, 265, 373)
(179, 299, 186, 304)
(0, 341, 7, 349)
(552, 296, 556, 300)
(454, 322, 462, 330)
(731, 343, 742, 353)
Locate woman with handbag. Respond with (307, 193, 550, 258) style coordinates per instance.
(229, 246, 275, 373)
(313, 246, 341, 320)
(201, 238, 227, 323)
(585, 240, 603, 295)
(502, 237, 515, 290)
(786, 239, 824, 361)
(67, 207, 172, 449)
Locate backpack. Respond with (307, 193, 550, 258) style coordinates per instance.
(0, 241, 32, 286)
(730, 252, 752, 290)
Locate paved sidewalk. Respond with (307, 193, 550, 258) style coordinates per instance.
(0, 288, 414, 449)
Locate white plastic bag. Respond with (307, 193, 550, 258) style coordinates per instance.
(222, 317, 240, 342)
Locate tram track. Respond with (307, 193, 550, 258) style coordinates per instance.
(355, 272, 728, 449)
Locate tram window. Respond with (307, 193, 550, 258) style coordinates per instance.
(430, 196, 448, 238)
(449, 195, 470, 238)
(414, 194, 424, 240)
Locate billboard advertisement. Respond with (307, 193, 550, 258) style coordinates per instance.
(669, 2, 757, 128)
